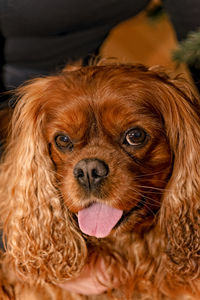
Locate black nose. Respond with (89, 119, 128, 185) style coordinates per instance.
(73, 158, 109, 190)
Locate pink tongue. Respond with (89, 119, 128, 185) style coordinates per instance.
(78, 203, 123, 238)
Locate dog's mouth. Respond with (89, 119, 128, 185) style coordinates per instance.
(77, 202, 123, 238)
(77, 199, 145, 238)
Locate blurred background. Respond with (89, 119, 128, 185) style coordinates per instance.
(100, 0, 190, 81)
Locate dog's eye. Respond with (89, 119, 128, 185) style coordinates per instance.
(125, 128, 148, 146)
(54, 134, 73, 151)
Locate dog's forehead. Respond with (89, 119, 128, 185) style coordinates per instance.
(44, 75, 162, 141)
(43, 66, 167, 139)
(50, 68, 159, 113)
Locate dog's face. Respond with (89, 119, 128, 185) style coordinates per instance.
(44, 65, 172, 238)
(2, 63, 200, 284)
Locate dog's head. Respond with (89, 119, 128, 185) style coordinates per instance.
(1, 63, 200, 284)
(44, 65, 173, 238)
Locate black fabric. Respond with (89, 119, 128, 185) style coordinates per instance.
(0, 0, 200, 91)
(0, 0, 149, 89)
(0, 34, 5, 93)
(163, 0, 200, 41)
(189, 65, 200, 93)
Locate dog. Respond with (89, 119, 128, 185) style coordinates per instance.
(0, 62, 200, 300)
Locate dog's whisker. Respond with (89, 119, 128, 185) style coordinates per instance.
(132, 185, 173, 193)
(126, 187, 162, 205)
(134, 170, 170, 178)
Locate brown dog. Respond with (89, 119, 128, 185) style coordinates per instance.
(0, 62, 200, 300)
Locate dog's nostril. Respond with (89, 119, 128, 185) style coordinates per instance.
(92, 168, 99, 179)
(91, 164, 108, 178)
(73, 158, 109, 190)
(75, 168, 84, 178)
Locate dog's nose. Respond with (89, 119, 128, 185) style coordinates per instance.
(73, 158, 109, 190)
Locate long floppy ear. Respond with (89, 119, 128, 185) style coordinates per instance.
(154, 72, 200, 278)
(0, 77, 87, 284)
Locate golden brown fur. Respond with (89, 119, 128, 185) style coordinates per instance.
(0, 62, 200, 299)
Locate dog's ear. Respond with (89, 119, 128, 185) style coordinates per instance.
(0, 77, 87, 283)
(154, 72, 200, 278)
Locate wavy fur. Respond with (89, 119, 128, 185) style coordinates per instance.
(0, 63, 200, 299)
